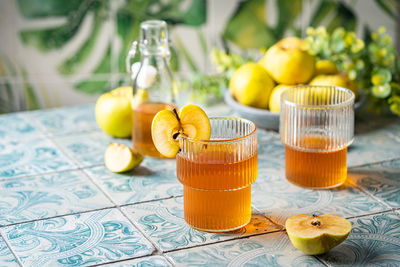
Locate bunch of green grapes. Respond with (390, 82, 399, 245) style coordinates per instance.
(304, 26, 400, 116)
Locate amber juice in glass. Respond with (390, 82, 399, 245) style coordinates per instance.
(177, 118, 258, 232)
(285, 136, 347, 188)
(132, 102, 175, 157)
(280, 86, 354, 189)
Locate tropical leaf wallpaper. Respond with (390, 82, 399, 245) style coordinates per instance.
(0, 0, 397, 113)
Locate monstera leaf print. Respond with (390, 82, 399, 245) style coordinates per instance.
(16, 0, 207, 94)
(223, 0, 357, 49)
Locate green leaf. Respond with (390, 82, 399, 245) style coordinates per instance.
(74, 47, 112, 94)
(75, 79, 111, 94)
(197, 29, 208, 57)
(58, 10, 104, 75)
(223, 0, 275, 49)
(0, 82, 15, 113)
(275, 0, 302, 39)
(16, 0, 82, 18)
(174, 35, 199, 72)
(310, 0, 337, 27)
(19, 1, 103, 51)
(326, 2, 356, 32)
(374, 0, 397, 20)
(116, 11, 141, 72)
(182, 0, 207, 26)
(22, 74, 40, 110)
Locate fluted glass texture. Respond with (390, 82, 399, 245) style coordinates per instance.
(177, 118, 257, 232)
(280, 86, 355, 188)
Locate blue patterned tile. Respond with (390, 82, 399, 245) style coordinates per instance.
(1, 208, 154, 267)
(257, 131, 285, 171)
(0, 237, 19, 267)
(0, 170, 113, 226)
(349, 117, 400, 167)
(102, 255, 171, 266)
(28, 104, 100, 136)
(0, 138, 76, 179)
(0, 113, 43, 143)
(54, 132, 131, 168)
(122, 197, 278, 252)
(319, 212, 400, 266)
(166, 231, 323, 266)
(252, 174, 389, 225)
(84, 157, 181, 205)
(349, 159, 400, 209)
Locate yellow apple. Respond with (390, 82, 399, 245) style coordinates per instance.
(104, 143, 143, 173)
(286, 214, 352, 255)
(269, 84, 293, 113)
(315, 60, 338, 75)
(310, 73, 358, 99)
(151, 104, 211, 158)
(229, 63, 275, 109)
(95, 86, 133, 138)
(259, 37, 315, 84)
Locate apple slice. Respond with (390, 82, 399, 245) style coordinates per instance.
(179, 104, 211, 140)
(151, 104, 211, 158)
(104, 143, 143, 173)
(286, 214, 352, 255)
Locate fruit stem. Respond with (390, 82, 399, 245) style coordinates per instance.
(173, 108, 181, 123)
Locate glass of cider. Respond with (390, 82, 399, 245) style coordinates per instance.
(176, 118, 258, 232)
(280, 85, 355, 189)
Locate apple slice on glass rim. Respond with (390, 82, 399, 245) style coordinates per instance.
(151, 104, 211, 158)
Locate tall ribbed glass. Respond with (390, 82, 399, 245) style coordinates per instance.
(280, 86, 355, 189)
(177, 118, 258, 232)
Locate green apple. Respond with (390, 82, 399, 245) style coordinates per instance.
(104, 143, 143, 173)
(151, 104, 211, 158)
(95, 87, 133, 138)
(286, 214, 352, 255)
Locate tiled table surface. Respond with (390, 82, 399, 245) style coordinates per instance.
(0, 104, 399, 267)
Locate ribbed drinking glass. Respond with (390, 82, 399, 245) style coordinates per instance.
(177, 117, 258, 232)
(280, 85, 355, 189)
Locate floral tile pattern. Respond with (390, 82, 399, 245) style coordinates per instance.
(0, 237, 19, 267)
(0, 137, 76, 179)
(166, 231, 323, 267)
(252, 176, 389, 225)
(0, 113, 43, 143)
(0, 105, 399, 266)
(53, 131, 131, 168)
(1, 208, 154, 267)
(122, 197, 279, 252)
(28, 105, 100, 136)
(85, 158, 182, 205)
(349, 159, 400, 208)
(319, 212, 400, 266)
(102, 255, 172, 267)
(0, 170, 113, 226)
(257, 131, 285, 171)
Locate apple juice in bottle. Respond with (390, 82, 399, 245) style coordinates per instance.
(126, 20, 177, 157)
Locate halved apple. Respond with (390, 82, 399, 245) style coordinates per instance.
(104, 143, 143, 173)
(286, 214, 352, 255)
(151, 104, 211, 158)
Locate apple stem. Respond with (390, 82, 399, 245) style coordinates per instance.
(173, 108, 181, 123)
